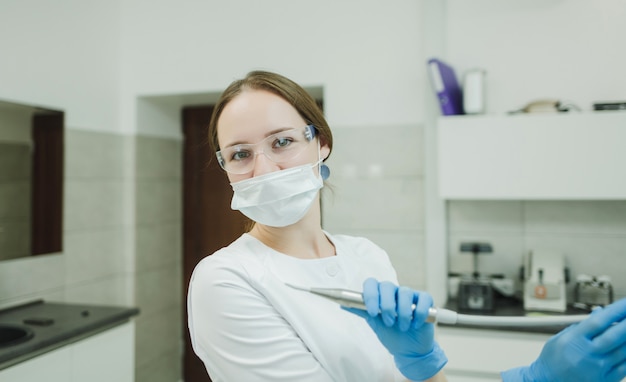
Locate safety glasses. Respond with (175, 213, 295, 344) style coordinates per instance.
(216, 124, 316, 174)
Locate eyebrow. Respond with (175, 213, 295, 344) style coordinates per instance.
(222, 127, 297, 149)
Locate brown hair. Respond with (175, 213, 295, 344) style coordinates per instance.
(207, 70, 332, 160)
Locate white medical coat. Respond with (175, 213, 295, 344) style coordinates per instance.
(187, 232, 410, 381)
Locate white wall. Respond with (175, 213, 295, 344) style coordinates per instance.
(118, 0, 425, 135)
(0, 0, 121, 132)
(445, 0, 626, 114)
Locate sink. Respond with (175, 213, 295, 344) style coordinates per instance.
(0, 324, 34, 347)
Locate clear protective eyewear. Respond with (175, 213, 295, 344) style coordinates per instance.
(216, 124, 317, 174)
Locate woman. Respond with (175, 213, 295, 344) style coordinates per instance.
(187, 70, 446, 381)
(187, 70, 626, 382)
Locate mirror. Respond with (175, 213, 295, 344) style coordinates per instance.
(0, 99, 64, 260)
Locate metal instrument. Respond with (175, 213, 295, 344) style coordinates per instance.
(286, 283, 591, 327)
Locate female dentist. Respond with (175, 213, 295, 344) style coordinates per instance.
(187, 70, 626, 382)
(350, 278, 626, 382)
(187, 70, 447, 381)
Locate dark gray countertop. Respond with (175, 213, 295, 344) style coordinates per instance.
(441, 298, 589, 334)
(0, 300, 139, 370)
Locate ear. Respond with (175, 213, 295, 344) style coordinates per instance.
(317, 134, 331, 160)
(320, 141, 331, 161)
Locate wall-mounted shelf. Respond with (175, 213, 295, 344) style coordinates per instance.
(437, 112, 626, 200)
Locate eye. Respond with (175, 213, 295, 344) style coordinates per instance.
(273, 136, 293, 149)
(230, 149, 251, 162)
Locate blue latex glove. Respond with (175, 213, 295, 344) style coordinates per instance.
(502, 297, 626, 382)
(344, 278, 447, 381)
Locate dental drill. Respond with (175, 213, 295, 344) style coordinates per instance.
(286, 284, 591, 327)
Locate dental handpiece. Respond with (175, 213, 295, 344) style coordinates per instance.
(286, 283, 591, 327)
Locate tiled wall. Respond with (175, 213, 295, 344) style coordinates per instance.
(447, 200, 626, 300)
(0, 129, 184, 382)
(63, 129, 134, 305)
(0, 129, 134, 310)
(133, 135, 183, 382)
(322, 124, 427, 290)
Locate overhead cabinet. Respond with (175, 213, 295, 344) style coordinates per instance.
(437, 112, 626, 200)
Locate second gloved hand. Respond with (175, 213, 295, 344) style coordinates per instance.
(344, 278, 447, 381)
(501, 297, 626, 382)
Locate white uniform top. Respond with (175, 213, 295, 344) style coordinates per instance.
(187, 232, 408, 382)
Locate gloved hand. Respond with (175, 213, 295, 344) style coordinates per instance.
(344, 278, 447, 381)
(502, 297, 626, 382)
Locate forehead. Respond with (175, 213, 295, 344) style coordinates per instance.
(217, 89, 305, 146)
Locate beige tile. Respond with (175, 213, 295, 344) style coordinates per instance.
(135, 135, 182, 179)
(135, 349, 183, 382)
(135, 179, 181, 225)
(135, 265, 182, 316)
(65, 129, 131, 179)
(135, 306, 182, 369)
(63, 228, 130, 284)
(64, 179, 129, 231)
(135, 222, 181, 272)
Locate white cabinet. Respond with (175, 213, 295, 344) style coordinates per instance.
(436, 326, 550, 382)
(437, 112, 626, 200)
(0, 321, 134, 382)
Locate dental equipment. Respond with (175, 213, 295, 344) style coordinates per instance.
(286, 283, 591, 327)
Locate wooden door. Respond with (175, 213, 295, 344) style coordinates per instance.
(182, 105, 249, 382)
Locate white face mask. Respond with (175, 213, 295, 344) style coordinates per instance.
(230, 161, 324, 227)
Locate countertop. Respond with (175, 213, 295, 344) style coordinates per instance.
(0, 300, 139, 370)
(440, 298, 590, 334)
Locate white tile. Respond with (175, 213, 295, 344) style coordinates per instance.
(367, 231, 426, 291)
(0, 288, 64, 310)
(64, 274, 135, 306)
(447, 200, 524, 233)
(525, 233, 626, 298)
(0, 254, 65, 304)
(525, 201, 626, 235)
(327, 124, 424, 178)
(447, 233, 525, 281)
(323, 177, 423, 231)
